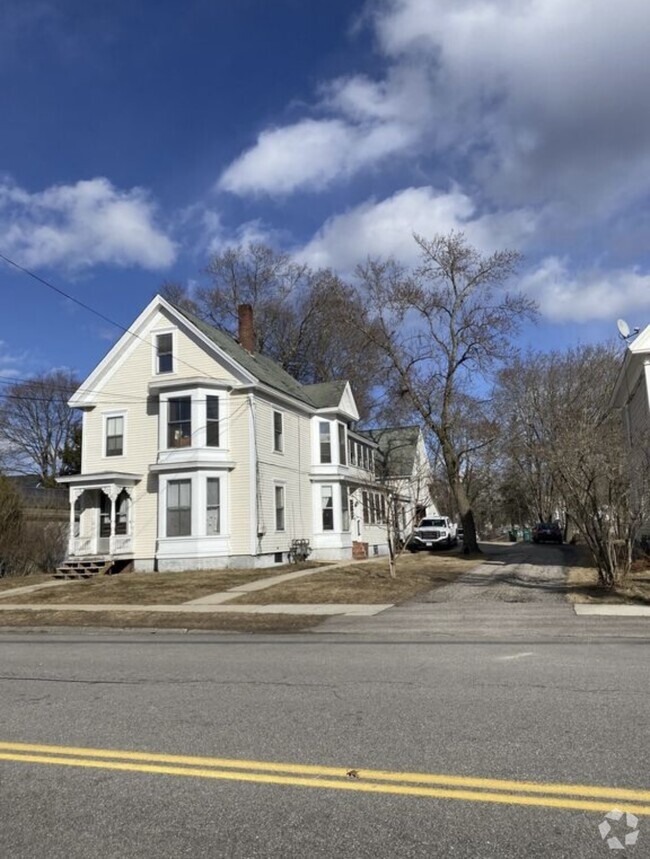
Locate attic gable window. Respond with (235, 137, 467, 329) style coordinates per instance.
(156, 332, 173, 374)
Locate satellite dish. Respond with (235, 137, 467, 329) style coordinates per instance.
(617, 318, 631, 338)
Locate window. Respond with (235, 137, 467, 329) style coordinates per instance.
(105, 415, 124, 457)
(362, 491, 369, 524)
(319, 422, 331, 463)
(156, 333, 173, 374)
(349, 439, 356, 465)
(321, 485, 334, 531)
(206, 478, 220, 535)
(273, 411, 284, 453)
(338, 423, 347, 465)
(168, 397, 191, 448)
(275, 484, 285, 531)
(341, 484, 350, 531)
(380, 495, 387, 525)
(206, 396, 220, 447)
(167, 479, 191, 537)
(370, 493, 376, 525)
(73, 496, 81, 538)
(115, 489, 129, 535)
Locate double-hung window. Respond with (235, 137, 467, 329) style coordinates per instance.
(273, 411, 284, 453)
(156, 333, 173, 374)
(341, 484, 350, 531)
(338, 423, 347, 465)
(321, 485, 334, 531)
(168, 397, 191, 448)
(167, 480, 191, 537)
(206, 396, 220, 447)
(206, 478, 220, 535)
(105, 415, 124, 457)
(319, 422, 331, 464)
(275, 485, 285, 531)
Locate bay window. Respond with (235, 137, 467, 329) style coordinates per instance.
(168, 397, 191, 448)
(206, 396, 220, 447)
(319, 422, 331, 463)
(167, 480, 191, 536)
(206, 478, 220, 535)
(321, 485, 334, 530)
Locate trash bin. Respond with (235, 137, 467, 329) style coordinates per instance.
(508, 529, 517, 542)
(522, 528, 532, 542)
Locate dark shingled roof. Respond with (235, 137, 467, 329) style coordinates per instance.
(361, 426, 422, 477)
(302, 380, 348, 409)
(171, 304, 321, 407)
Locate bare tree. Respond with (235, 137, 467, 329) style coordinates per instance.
(0, 371, 81, 486)
(356, 232, 536, 554)
(497, 345, 650, 586)
(0, 475, 24, 576)
(163, 243, 387, 420)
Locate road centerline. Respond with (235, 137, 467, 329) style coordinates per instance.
(0, 741, 648, 815)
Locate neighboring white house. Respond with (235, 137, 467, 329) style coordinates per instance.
(58, 295, 434, 571)
(610, 324, 650, 539)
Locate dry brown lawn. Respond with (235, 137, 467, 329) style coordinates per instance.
(9, 563, 320, 606)
(232, 552, 476, 605)
(567, 559, 650, 604)
(0, 610, 323, 632)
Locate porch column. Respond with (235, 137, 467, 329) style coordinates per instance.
(101, 486, 119, 555)
(69, 487, 83, 555)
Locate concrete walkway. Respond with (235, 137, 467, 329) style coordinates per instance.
(0, 580, 82, 600)
(574, 603, 650, 616)
(0, 602, 391, 616)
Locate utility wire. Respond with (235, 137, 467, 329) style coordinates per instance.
(0, 251, 239, 385)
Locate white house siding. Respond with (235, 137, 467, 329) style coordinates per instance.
(82, 307, 243, 570)
(254, 397, 313, 565)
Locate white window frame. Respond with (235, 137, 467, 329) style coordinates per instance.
(206, 476, 221, 536)
(102, 411, 127, 459)
(166, 478, 192, 537)
(274, 482, 286, 532)
(273, 410, 284, 454)
(321, 484, 334, 531)
(152, 328, 176, 376)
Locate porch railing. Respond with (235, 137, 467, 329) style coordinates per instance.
(69, 535, 133, 557)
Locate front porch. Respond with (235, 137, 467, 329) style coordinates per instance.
(58, 472, 142, 560)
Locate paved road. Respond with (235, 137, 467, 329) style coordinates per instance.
(0, 544, 648, 858)
(320, 541, 650, 640)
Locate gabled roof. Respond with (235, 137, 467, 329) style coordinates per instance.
(171, 304, 317, 407)
(610, 323, 650, 408)
(361, 425, 423, 477)
(302, 380, 349, 409)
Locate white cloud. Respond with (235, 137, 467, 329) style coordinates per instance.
(521, 258, 650, 322)
(218, 0, 650, 217)
(0, 341, 28, 380)
(297, 186, 538, 271)
(0, 177, 176, 270)
(218, 117, 416, 196)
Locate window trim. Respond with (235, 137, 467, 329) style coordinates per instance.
(206, 476, 221, 536)
(153, 328, 176, 376)
(167, 396, 192, 449)
(321, 484, 334, 531)
(273, 410, 284, 454)
(319, 421, 332, 464)
(102, 411, 126, 459)
(166, 478, 192, 538)
(274, 482, 286, 532)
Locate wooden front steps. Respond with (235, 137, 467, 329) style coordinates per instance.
(54, 558, 114, 579)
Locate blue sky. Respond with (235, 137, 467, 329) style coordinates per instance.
(2, 0, 649, 384)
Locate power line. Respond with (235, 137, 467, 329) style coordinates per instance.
(0, 251, 237, 384)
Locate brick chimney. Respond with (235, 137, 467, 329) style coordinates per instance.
(238, 304, 255, 352)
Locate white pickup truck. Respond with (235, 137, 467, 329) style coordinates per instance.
(407, 516, 458, 551)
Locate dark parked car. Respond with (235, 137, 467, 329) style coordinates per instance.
(532, 522, 563, 544)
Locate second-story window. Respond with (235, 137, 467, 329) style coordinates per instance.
(156, 333, 173, 374)
(168, 397, 191, 448)
(349, 438, 356, 465)
(338, 423, 347, 465)
(319, 422, 331, 464)
(105, 415, 124, 457)
(206, 396, 220, 447)
(273, 411, 284, 452)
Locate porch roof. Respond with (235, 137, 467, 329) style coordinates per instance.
(57, 472, 142, 487)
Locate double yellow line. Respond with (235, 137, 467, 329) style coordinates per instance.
(1, 740, 649, 815)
